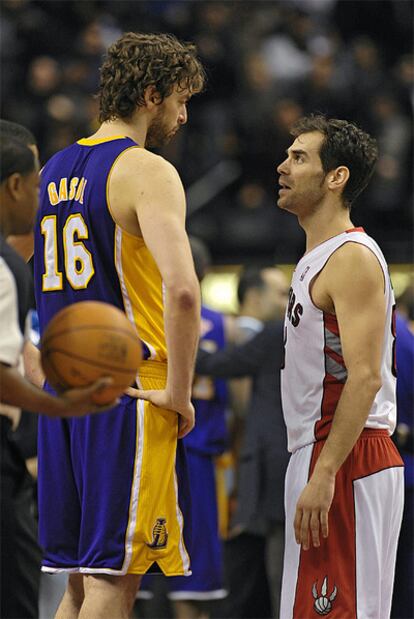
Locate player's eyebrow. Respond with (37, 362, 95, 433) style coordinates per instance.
(286, 148, 309, 158)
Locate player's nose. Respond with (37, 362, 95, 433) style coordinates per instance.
(178, 105, 187, 125)
(277, 157, 289, 175)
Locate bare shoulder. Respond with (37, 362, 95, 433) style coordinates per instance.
(110, 147, 181, 187)
(326, 241, 385, 295)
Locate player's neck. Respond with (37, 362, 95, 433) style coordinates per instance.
(300, 203, 354, 254)
(89, 118, 147, 147)
(0, 201, 12, 238)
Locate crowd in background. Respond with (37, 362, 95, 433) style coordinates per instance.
(1, 0, 413, 265)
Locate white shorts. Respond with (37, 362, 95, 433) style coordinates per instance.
(280, 429, 404, 619)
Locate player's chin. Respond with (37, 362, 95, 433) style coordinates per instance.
(164, 130, 178, 143)
(148, 133, 175, 148)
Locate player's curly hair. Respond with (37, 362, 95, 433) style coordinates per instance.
(98, 32, 205, 122)
(291, 114, 378, 208)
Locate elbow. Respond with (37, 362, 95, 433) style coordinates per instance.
(348, 368, 382, 396)
(168, 282, 200, 311)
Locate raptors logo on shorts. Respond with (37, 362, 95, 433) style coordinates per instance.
(312, 576, 338, 616)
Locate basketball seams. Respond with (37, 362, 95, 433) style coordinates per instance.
(40, 300, 142, 400)
(42, 348, 138, 374)
(41, 324, 140, 347)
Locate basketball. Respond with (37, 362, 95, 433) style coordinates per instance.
(41, 301, 142, 405)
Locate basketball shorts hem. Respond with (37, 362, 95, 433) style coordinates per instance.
(136, 588, 228, 601)
(42, 565, 192, 577)
(168, 588, 228, 601)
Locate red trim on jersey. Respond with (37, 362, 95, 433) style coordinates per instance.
(345, 227, 365, 233)
(315, 313, 345, 441)
(315, 379, 344, 441)
(324, 312, 340, 336)
(324, 346, 345, 367)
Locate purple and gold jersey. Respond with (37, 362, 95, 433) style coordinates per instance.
(34, 135, 166, 363)
(35, 137, 191, 576)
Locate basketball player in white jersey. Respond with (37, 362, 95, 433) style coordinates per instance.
(277, 115, 403, 619)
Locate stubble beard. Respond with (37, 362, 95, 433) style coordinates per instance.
(278, 175, 326, 216)
(146, 108, 177, 148)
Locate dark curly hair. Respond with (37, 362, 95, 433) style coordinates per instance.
(291, 114, 379, 207)
(98, 32, 205, 122)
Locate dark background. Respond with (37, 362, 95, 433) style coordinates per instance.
(1, 0, 413, 264)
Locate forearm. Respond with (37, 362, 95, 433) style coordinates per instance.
(164, 284, 201, 406)
(23, 340, 45, 388)
(0, 364, 66, 416)
(313, 372, 381, 478)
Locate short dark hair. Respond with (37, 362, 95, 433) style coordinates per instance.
(237, 268, 266, 305)
(189, 236, 211, 283)
(0, 119, 36, 146)
(291, 114, 378, 207)
(0, 136, 35, 183)
(98, 32, 206, 122)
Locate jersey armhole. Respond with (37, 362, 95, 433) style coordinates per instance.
(308, 240, 387, 314)
(105, 145, 143, 236)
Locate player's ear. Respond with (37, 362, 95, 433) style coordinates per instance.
(143, 85, 162, 109)
(327, 166, 350, 193)
(5, 172, 24, 202)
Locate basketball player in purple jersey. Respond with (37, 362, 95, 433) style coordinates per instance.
(34, 34, 205, 618)
(277, 115, 403, 618)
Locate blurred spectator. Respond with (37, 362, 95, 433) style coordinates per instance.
(1, 0, 412, 263)
(295, 53, 348, 117)
(260, 8, 313, 82)
(391, 283, 414, 619)
(368, 93, 411, 210)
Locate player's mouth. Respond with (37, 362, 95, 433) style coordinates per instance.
(278, 181, 292, 193)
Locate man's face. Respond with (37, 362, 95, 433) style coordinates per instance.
(11, 168, 40, 234)
(146, 86, 190, 148)
(276, 131, 327, 216)
(260, 268, 290, 320)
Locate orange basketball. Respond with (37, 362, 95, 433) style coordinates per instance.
(41, 301, 142, 405)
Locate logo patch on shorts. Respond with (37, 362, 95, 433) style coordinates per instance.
(312, 576, 337, 615)
(146, 518, 168, 549)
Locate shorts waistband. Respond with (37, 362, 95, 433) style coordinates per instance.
(358, 428, 390, 439)
(137, 360, 168, 380)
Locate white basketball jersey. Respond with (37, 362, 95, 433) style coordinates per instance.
(281, 228, 396, 453)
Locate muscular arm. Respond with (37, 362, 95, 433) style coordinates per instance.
(110, 150, 200, 436)
(295, 243, 387, 549)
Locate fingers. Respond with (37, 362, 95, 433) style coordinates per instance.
(177, 415, 194, 439)
(89, 376, 114, 394)
(320, 509, 329, 539)
(294, 508, 322, 549)
(300, 511, 310, 550)
(310, 511, 320, 548)
(124, 387, 153, 401)
(92, 398, 119, 412)
(125, 386, 143, 398)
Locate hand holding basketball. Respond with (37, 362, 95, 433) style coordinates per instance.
(41, 301, 142, 406)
